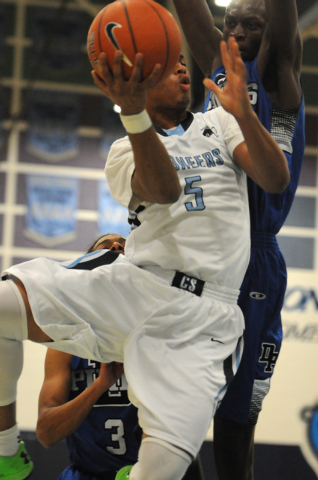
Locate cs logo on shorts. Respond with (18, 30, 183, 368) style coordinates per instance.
(249, 292, 266, 300)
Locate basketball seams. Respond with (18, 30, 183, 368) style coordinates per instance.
(121, 0, 138, 55)
(142, 0, 170, 84)
(97, 8, 107, 57)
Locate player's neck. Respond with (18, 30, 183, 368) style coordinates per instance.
(148, 108, 188, 130)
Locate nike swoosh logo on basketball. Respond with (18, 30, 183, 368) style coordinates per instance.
(105, 22, 133, 67)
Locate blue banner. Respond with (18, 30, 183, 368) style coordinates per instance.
(25, 175, 78, 246)
(27, 90, 79, 162)
(98, 179, 130, 238)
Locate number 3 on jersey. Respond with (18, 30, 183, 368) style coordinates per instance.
(184, 176, 205, 211)
(105, 419, 126, 455)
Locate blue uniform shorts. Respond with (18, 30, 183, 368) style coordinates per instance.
(215, 232, 286, 425)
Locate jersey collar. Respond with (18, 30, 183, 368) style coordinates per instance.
(154, 111, 194, 137)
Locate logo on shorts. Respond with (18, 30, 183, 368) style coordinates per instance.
(258, 343, 279, 373)
(172, 271, 204, 297)
(249, 292, 266, 300)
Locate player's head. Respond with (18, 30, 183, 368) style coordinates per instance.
(87, 233, 126, 254)
(223, 0, 266, 61)
(146, 54, 191, 117)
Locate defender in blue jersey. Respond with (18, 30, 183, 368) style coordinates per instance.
(37, 351, 140, 480)
(172, 0, 305, 479)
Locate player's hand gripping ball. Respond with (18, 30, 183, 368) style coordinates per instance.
(87, 0, 182, 85)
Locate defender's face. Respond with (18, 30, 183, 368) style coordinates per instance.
(223, 0, 266, 61)
(146, 55, 191, 112)
(92, 234, 126, 254)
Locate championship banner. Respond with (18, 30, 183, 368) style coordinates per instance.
(27, 90, 79, 162)
(98, 179, 130, 238)
(100, 100, 126, 160)
(24, 175, 78, 246)
(32, 7, 84, 75)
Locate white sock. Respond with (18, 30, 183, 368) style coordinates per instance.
(0, 425, 20, 456)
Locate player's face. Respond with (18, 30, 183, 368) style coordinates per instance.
(223, 0, 266, 61)
(146, 55, 191, 113)
(92, 234, 126, 254)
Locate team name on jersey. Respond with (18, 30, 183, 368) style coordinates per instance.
(207, 77, 259, 111)
(70, 360, 130, 406)
(170, 148, 224, 171)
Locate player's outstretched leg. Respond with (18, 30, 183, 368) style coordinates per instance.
(0, 280, 34, 480)
(116, 437, 191, 480)
(213, 416, 255, 480)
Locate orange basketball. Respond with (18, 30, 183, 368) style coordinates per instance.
(87, 0, 182, 85)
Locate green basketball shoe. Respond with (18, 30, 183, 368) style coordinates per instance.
(0, 441, 34, 480)
(115, 465, 133, 480)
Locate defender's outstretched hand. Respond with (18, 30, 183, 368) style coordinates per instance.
(203, 37, 252, 120)
(92, 51, 162, 116)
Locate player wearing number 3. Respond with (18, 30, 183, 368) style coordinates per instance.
(0, 39, 288, 480)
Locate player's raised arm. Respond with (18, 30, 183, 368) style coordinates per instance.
(172, 0, 223, 77)
(92, 51, 182, 205)
(205, 38, 289, 193)
(37, 350, 123, 448)
(258, 0, 302, 109)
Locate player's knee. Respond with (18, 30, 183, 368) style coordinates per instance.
(0, 280, 28, 341)
(130, 437, 192, 480)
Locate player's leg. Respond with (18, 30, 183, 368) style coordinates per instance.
(0, 279, 43, 479)
(213, 417, 255, 480)
(213, 243, 285, 480)
(115, 437, 192, 480)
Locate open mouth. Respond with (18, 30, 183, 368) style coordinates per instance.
(180, 75, 190, 89)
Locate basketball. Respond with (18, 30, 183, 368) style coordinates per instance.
(87, 0, 182, 85)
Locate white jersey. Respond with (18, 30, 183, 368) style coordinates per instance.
(106, 107, 249, 290)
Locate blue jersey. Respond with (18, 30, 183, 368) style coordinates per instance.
(64, 356, 140, 476)
(204, 56, 305, 234)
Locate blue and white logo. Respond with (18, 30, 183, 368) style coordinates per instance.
(25, 174, 78, 246)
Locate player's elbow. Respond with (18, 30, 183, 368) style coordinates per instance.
(265, 171, 290, 194)
(36, 423, 58, 449)
(155, 183, 182, 204)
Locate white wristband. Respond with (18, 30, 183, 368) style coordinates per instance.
(120, 110, 152, 134)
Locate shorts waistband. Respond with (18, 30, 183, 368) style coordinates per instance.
(141, 265, 239, 304)
(251, 231, 279, 249)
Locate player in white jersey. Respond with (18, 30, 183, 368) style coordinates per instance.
(0, 39, 289, 480)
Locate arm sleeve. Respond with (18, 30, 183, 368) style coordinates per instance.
(104, 136, 136, 209)
(214, 107, 245, 157)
